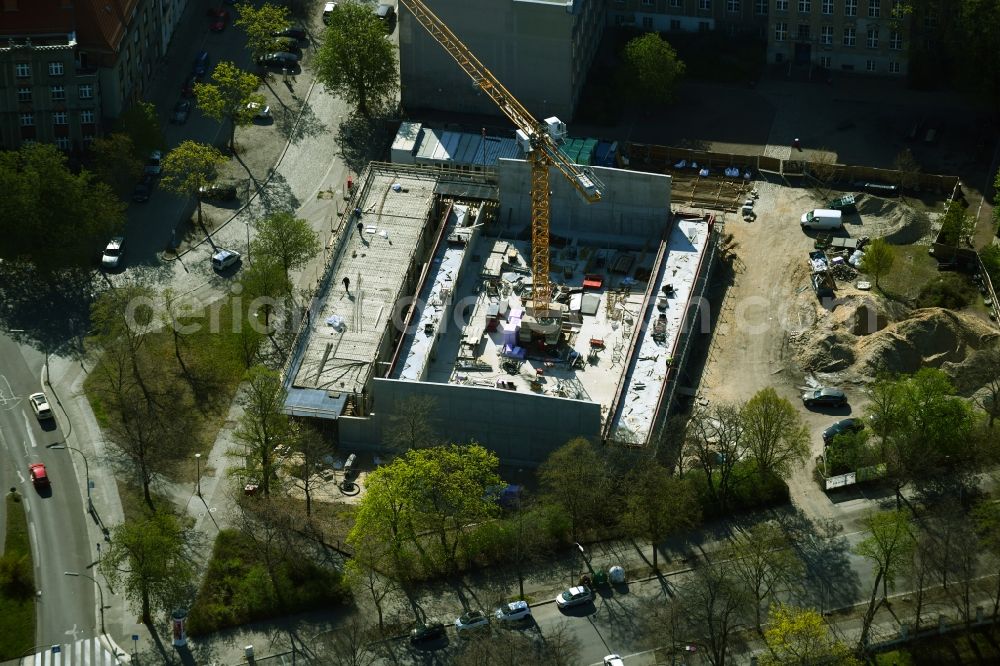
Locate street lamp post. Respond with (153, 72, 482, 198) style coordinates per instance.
(64, 571, 106, 636)
(48, 444, 93, 515)
(195, 453, 202, 497)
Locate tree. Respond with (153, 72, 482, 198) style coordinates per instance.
(100, 512, 195, 625)
(741, 387, 809, 480)
(501, 494, 551, 600)
(678, 562, 750, 666)
(728, 522, 803, 632)
(115, 100, 163, 158)
(973, 500, 1000, 619)
(195, 61, 265, 151)
(315, 1, 399, 117)
(759, 605, 861, 666)
(251, 211, 321, 280)
(89, 133, 143, 197)
(894, 148, 921, 191)
(994, 167, 1000, 232)
(537, 438, 609, 542)
(859, 237, 895, 289)
(231, 366, 292, 497)
(0, 143, 124, 273)
(622, 33, 686, 105)
(241, 255, 292, 330)
(384, 394, 438, 452)
(623, 463, 700, 570)
(235, 2, 290, 58)
(314, 618, 379, 666)
(938, 199, 976, 248)
(686, 402, 747, 512)
(854, 510, 914, 649)
(970, 343, 1000, 428)
(285, 423, 331, 516)
(454, 621, 580, 666)
(160, 141, 228, 234)
(344, 529, 398, 631)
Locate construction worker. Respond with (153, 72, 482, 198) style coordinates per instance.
(343, 276, 350, 293)
(357, 221, 364, 237)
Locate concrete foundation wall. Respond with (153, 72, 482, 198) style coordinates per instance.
(338, 378, 602, 466)
(497, 159, 672, 240)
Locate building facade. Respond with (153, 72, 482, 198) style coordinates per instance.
(606, 0, 769, 36)
(0, 0, 168, 153)
(399, 0, 606, 122)
(764, 0, 910, 75)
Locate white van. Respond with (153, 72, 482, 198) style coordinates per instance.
(800, 208, 843, 230)
(322, 2, 338, 24)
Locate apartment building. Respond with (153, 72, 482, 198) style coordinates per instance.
(607, 0, 769, 36)
(765, 0, 910, 75)
(399, 0, 606, 122)
(0, 0, 167, 153)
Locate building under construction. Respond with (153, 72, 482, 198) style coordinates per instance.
(282, 159, 718, 465)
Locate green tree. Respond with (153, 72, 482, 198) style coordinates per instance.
(741, 387, 809, 481)
(622, 32, 686, 105)
(538, 438, 609, 542)
(100, 512, 195, 625)
(859, 237, 895, 288)
(251, 211, 321, 280)
(115, 100, 163, 157)
(938, 199, 976, 248)
(315, 1, 399, 117)
(195, 61, 265, 151)
(728, 522, 803, 632)
(235, 2, 290, 58)
(854, 510, 914, 649)
(0, 143, 124, 272)
(160, 140, 228, 233)
(241, 255, 292, 329)
(231, 366, 292, 497)
(760, 605, 861, 666)
(623, 463, 700, 570)
(89, 133, 143, 198)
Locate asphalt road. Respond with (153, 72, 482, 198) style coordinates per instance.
(0, 334, 96, 649)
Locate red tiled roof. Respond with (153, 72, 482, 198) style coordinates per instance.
(0, 0, 76, 37)
(75, 0, 140, 54)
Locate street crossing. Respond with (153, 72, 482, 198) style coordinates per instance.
(23, 638, 121, 666)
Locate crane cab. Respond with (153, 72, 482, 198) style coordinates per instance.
(544, 117, 567, 142)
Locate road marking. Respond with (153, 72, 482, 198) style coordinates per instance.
(23, 412, 38, 447)
(25, 637, 119, 665)
(0, 374, 17, 408)
(17, 469, 25, 484)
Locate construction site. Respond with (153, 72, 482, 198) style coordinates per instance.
(282, 158, 718, 464)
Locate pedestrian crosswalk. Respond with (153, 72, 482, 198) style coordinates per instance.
(26, 638, 122, 665)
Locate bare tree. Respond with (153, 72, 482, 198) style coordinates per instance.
(345, 530, 399, 632)
(230, 365, 291, 497)
(678, 562, 751, 666)
(314, 618, 379, 666)
(284, 423, 331, 516)
(538, 438, 610, 542)
(728, 521, 803, 632)
(894, 148, 921, 191)
(687, 402, 746, 513)
(854, 510, 914, 649)
(234, 497, 298, 601)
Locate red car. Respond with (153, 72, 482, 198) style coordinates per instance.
(29, 463, 49, 489)
(207, 8, 229, 32)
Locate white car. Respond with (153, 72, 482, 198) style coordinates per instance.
(494, 600, 531, 623)
(555, 585, 593, 608)
(101, 236, 125, 269)
(29, 392, 53, 420)
(211, 248, 241, 271)
(247, 101, 271, 119)
(455, 609, 489, 634)
(604, 655, 625, 666)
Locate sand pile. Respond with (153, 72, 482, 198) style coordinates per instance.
(852, 193, 933, 245)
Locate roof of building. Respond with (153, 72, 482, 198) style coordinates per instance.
(0, 0, 76, 37)
(75, 0, 137, 54)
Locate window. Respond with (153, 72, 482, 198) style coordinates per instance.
(20, 113, 34, 127)
(78, 83, 93, 99)
(17, 87, 31, 102)
(642, 0, 653, 5)
(55, 136, 71, 150)
(866, 59, 876, 71)
(728, 0, 740, 11)
(890, 30, 902, 49)
(819, 55, 831, 67)
(699, 20, 710, 30)
(822, 0, 833, 13)
(775, 22, 788, 40)
(80, 110, 94, 124)
(776, 0, 788, 9)
(867, 25, 879, 47)
(48, 61, 64, 76)
(642, 16, 653, 28)
(699, 0, 711, 9)
(821, 25, 833, 44)
(888, 60, 900, 73)
(670, 18, 681, 29)
(924, 5, 937, 27)
(15, 62, 30, 78)
(756, 0, 768, 14)
(797, 24, 810, 39)
(670, 0, 682, 6)
(845, 0, 856, 15)
(50, 85, 65, 101)
(82, 135, 95, 146)
(798, 0, 810, 11)
(53, 111, 67, 125)
(843, 26, 856, 45)
(868, 0, 879, 17)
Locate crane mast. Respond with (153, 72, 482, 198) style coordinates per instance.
(399, 0, 602, 316)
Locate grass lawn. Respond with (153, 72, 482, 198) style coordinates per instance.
(0, 494, 36, 661)
(187, 528, 351, 636)
(878, 244, 939, 303)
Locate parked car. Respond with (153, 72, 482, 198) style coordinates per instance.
(132, 176, 154, 203)
(822, 417, 865, 444)
(208, 9, 229, 32)
(257, 52, 300, 68)
(181, 74, 201, 98)
(193, 50, 210, 76)
(198, 184, 238, 201)
(101, 236, 126, 269)
(409, 620, 446, 644)
(270, 36, 302, 55)
(802, 387, 847, 408)
(455, 610, 489, 634)
(322, 1, 338, 24)
(555, 585, 593, 609)
(211, 248, 241, 271)
(604, 656, 625, 666)
(247, 101, 271, 120)
(494, 600, 531, 623)
(29, 392, 53, 420)
(144, 150, 163, 177)
(171, 100, 192, 124)
(272, 26, 307, 40)
(29, 463, 49, 489)
(375, 2, 395, 26)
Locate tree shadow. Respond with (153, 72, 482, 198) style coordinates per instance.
(773, 507, 861, 611)
(247, 170, 300, 218)
(337, 111, 396, 175)
(273, 98, 328, 146)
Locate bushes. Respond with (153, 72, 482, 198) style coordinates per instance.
(695, 461, 790, 520)
(187, 529, 350, 636)
(917, 273, 976, 309)
(0, 495, 35, 660)
(981, 244, 1000, 288)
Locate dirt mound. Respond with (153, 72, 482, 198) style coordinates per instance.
(795, 330, 856, 372)
(852, 193, 933, 245)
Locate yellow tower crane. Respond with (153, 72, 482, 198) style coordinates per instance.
(399, 0, 603, 317)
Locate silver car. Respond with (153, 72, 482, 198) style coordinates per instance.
(211, 248, 241, 271)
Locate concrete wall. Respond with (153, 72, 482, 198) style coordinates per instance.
(338, 378, 603, 466)
(399, 0, 605, 122)
(497, 159, 672, 241)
